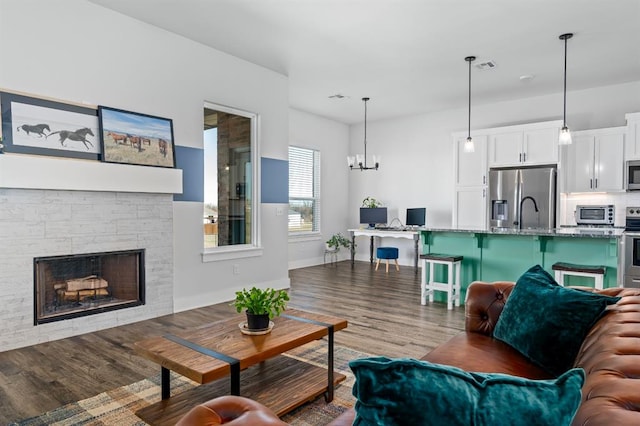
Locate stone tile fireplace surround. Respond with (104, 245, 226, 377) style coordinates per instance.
(0, 154, 182, 351)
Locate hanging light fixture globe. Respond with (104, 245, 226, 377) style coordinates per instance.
(559, 33, 573, 145)
(464, 56, 476, 153)
(347, 97, 379, 170)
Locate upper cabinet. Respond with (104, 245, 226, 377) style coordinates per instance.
(454, 135, 487, 186)
(625, 112, 640, 160)
(488, 122, 561, 167)
(564, 127, 625, 193)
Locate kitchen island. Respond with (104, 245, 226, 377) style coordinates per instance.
(421, 227, 622, 302)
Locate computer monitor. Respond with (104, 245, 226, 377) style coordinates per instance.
(360, 207, 387, 227)
(406, 208, 426, 227)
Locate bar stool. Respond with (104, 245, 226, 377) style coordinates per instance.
(420, 253, 463, 310)
(376, 247, 399, 273)
(551, 262, 605, 290)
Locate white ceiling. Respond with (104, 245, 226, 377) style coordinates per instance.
(88, 0, 640, 124)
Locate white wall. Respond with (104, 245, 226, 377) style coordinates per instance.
(0, 0, 290, 314)
(288, 109, 350, 269)
(349, 81, 640, 265)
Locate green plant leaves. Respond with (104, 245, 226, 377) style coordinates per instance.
(231, 287, 290, 319)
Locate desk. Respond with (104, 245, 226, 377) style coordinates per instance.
(348, 228, 421, 274)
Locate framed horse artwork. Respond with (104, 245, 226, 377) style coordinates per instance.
(98, 106, 175, 168)
(0, 91, 101, 161)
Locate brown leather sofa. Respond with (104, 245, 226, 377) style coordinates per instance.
(177, 282, 640, 426)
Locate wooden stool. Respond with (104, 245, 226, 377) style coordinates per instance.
(420, 253, 463, 310)
(376, 247, 399, 273)
(551, 262, 605, 290)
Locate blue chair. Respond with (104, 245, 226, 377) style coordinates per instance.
(376, 247, 399, 273)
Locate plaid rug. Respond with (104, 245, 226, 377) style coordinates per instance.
(11, 340, 368, 426)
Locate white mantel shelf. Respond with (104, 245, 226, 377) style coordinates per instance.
(0, 154, 183, 194)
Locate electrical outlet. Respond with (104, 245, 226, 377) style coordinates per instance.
(233, 264, 239, 275)
(276, 207, 284, 216)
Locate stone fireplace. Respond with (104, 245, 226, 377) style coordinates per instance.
(34, 249, 145, 324)
(0, 154, 182, 351)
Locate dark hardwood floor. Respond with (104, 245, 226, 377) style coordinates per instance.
(0, 261, 465, 423)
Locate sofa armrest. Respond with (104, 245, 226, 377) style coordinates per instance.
(465, 281, 515, 336)
(176, 396, 288, 426)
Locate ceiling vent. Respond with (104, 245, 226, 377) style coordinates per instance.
(475, 60, 497, 70)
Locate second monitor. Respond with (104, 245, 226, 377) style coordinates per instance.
(406, 208, 426, 227)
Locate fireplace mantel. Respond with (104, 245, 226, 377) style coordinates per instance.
(0, 154, 182, 194)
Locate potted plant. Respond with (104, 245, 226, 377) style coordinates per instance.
(326, 232, 353, 252)
(231, 287, 290, 331)
(361, 196, 382, 208)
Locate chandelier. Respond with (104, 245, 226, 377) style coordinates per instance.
(347, 97, 380, 170)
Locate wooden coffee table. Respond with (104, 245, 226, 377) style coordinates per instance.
(134, 308, 348, 425)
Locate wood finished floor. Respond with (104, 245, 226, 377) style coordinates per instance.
(0, 261, 465, 423)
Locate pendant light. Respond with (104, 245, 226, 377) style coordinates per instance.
(464, 56, 476, 153)
(348, 97, 380, 170)
(559, 33, 573, 145)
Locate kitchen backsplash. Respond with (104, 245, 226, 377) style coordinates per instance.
(560, 192, 640, 226)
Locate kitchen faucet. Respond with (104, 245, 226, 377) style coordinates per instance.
(518, 196, 539, 230)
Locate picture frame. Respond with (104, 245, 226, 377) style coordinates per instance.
(98, 106, 176, 168)
(0, 91, 101, 160)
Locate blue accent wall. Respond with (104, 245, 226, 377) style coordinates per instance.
(173, 147, 288, 204)
(174, 146, 204, 202)
(261, 157, 288, 204)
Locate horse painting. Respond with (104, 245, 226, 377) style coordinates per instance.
(46, 128, 95, 150)
(16, 123, 50, 137)
(158, 139, 168, 158)
(107, 131, 128, 145)
(127, 134, 142, 152)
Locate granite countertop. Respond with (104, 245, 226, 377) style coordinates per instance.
(421, 226, 625, 238)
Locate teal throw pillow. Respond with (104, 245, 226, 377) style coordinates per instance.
(349, 357, 584, 426)
(493, 264, 620, 376)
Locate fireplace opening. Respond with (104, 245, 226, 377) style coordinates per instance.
(34, 249, 145, 324)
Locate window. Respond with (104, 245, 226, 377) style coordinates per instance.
(289, 146, 320, 234)
(203, 102, 258, 250)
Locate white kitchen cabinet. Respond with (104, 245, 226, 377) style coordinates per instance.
(564, 127, 625, 193)
(454, 135, 487, 186)
(453, 133, 487, 229)
(488, 123, 561, 167)
(453, 187, 486, 229)
(625, 112, 640, 160)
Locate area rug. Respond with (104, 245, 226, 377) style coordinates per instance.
(11, 340, 369, 426)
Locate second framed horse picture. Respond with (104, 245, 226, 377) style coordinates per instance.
(0, 91, 101, 160)
(98, 106, 176, 168)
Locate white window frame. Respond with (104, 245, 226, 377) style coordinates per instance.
(288, 146, 321, 238)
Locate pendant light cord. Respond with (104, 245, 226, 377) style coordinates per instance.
(559, 33, 573, 129)
(468, 58, 472, 139)
(563, 36, 568, 128)
(464, 56, 475, 140)
(363, 97, 368, 167)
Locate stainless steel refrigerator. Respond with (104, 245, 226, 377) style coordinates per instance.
(488, 166, 557, 230)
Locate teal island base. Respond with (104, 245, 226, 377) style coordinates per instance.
(420, 229, 620, 305)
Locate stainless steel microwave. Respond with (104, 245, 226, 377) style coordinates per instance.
(627, 160, 640, 190)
